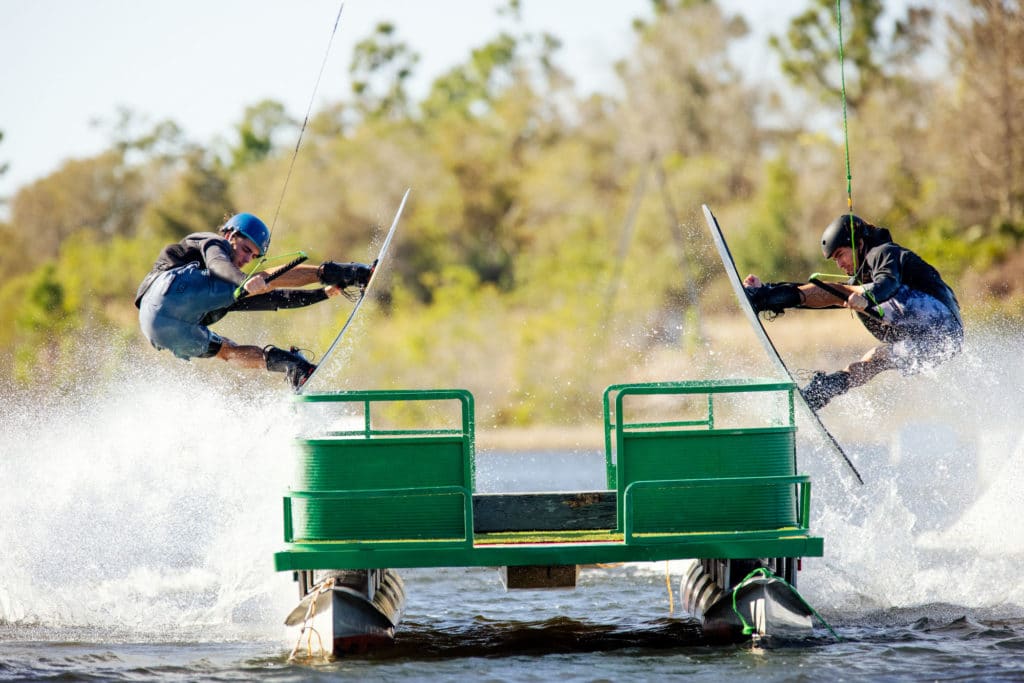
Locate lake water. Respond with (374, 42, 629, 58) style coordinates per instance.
(2, 343, 1023, 681)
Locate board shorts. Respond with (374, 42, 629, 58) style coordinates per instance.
(138, 263, 237, 360)
(871, 286, 963, 375)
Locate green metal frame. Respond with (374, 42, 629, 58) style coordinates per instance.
(603, 379, 796, 489)
(296, 388, 475, 439)
(623, 475, 811, 544)
(283, 486, 474, 548)
(275, 535, 823, 571)
(274, 380, 823, 572)
(294, 388, 475, 486)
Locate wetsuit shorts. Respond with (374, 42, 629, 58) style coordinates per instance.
(138, 263, 238, 360)
(874, 286, 963, 375)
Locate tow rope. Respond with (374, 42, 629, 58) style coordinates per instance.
(267, 1, 347, 243)
(830, 1, 882, 316)
(233, 2, 345, 297)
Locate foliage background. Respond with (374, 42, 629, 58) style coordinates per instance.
(1, 0, 1021, 430)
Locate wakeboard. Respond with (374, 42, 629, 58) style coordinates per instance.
(300, 188, 410, 393)
(701, 204, 864, 485)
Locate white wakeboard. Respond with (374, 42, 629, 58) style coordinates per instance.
(702, 204, 864, 485)
(300, 188, 410, 393)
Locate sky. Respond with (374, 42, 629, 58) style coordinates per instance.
(0, 0, 803, 204)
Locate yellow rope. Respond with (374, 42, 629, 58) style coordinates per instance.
(664, 561, 674, 615)
(288, 578, 336, 662)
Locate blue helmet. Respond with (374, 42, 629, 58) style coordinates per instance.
(223, 213, 271, 256)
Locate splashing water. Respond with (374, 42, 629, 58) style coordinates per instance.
(0, 323, 1021, 642)
(0, 362, 299, 640)
(795, 325, 1024, 617)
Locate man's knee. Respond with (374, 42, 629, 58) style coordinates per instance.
(202, 335, 226, 359)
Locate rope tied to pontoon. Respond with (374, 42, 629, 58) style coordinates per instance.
(287, 578, 336, 661)
(729, 567, 840, 641)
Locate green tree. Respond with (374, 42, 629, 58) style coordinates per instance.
(769, 0, 934, 110)
(12, 264, 75, 384)
(10, 151, 146, 260)
(940, 0, 1024, 224)
(8, 110, 192, 261)
(421, 33, 519, 121)
(415, 30, 540, 291)
(230, 100, 294, 170)
(140, 149, 232, 240)
(350, 22, 420, 121)
(734, 154, 812, 280)
(910, 0, 1024, 301)
(617, 0, 759, 199)
(95, 107, 190, 163)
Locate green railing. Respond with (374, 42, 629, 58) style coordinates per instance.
(285, 389, 476, 547)
(284, 486, 473, 548)
(276, 382, 819, 564)
(604, 380, 798, 531)
(622, 474, 811, 544)
(297, 388, 475, 439)
(603, 379, 796, 489)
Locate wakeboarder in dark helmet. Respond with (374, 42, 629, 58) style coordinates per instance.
(742, 214, 962, 409)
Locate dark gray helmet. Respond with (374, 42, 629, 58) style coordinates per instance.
(821, 214, 867, 258)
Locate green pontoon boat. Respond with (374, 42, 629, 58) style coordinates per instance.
(274, 379, 823, 654)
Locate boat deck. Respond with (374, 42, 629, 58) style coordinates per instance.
(275, 526, 822, 571)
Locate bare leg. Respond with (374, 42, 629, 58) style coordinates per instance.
(844, 344, 898, 389)
(802, 344, 897, 409)
(211, 338, 315, 391)
(214, 338, 266, 369)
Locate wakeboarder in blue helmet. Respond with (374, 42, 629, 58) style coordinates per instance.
(223, 212, 271, 257)
(741, 214, 963, 410)
(135, 213, 375, 391)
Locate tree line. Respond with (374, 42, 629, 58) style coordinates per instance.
(0, 0, 1021, 416)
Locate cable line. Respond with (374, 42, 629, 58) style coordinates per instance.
(835, 0, 854, 219)
(833, 0, 881, 315)
(834, 0, 861, 278)
(233, 3, 345, 295)
(267, 1, 346, 239)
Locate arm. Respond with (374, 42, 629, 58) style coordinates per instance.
(250, 262, 374, 289)
(256, 263, 322, 288)
(201, 238, 247, 286)
(860, 245, 901, 302)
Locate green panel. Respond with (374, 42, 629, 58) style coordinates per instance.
(603, 380, 796, 488)
(626, 479, 797, 533)
(293, 490, 467, 541)
(620, 427, 795, 484)
(275, 383, 824, 573)
(295, 437, 466, 490)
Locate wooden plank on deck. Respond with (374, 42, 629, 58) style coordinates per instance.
(472, 491, 617, 532)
